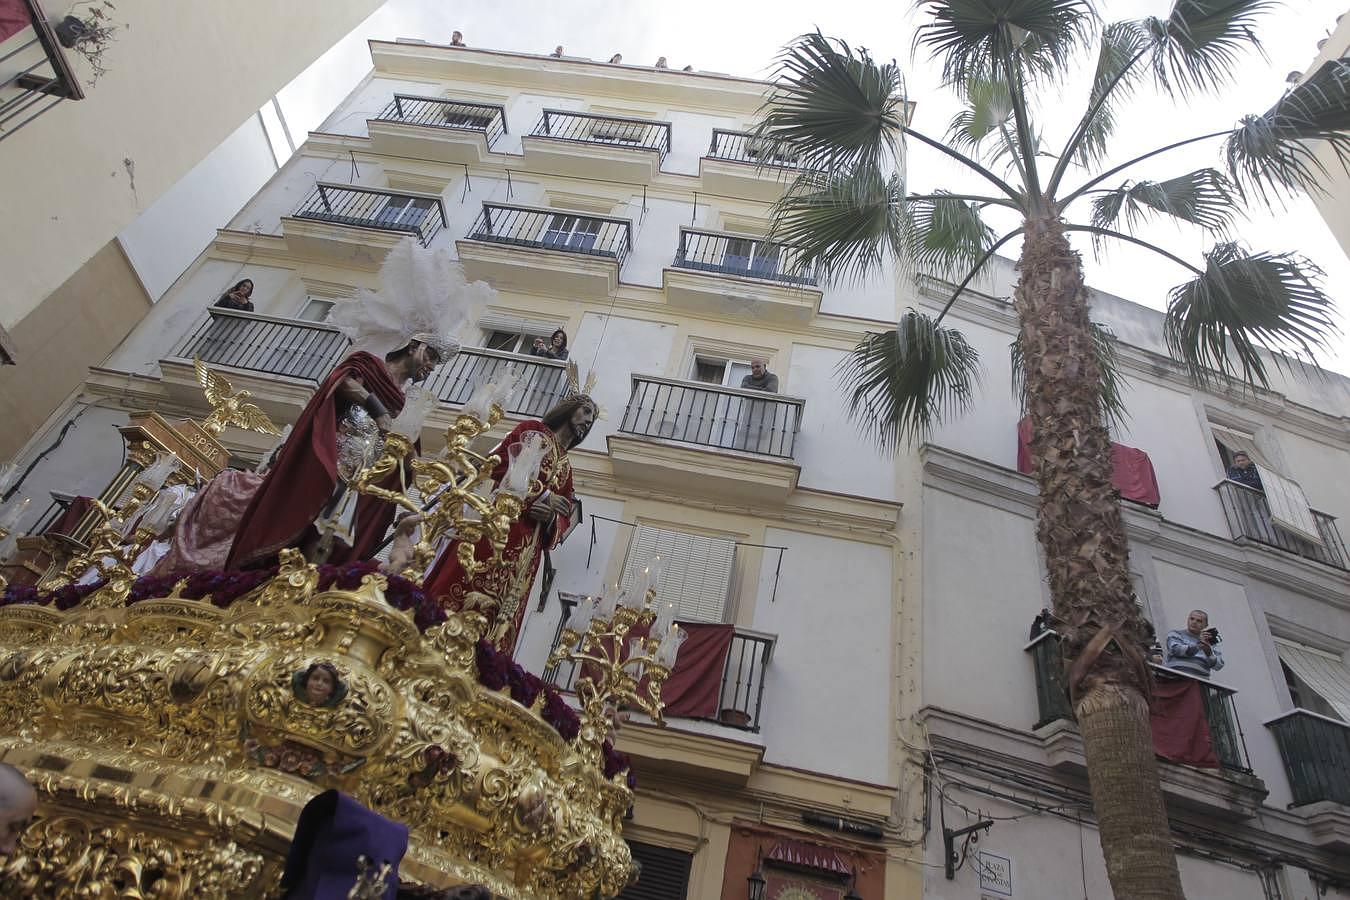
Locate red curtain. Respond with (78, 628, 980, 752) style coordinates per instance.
(585, 620, 735, 719)
(0, 0, 30, 46)
(1150, 678, 1220, 768)
(1017, 417, 1161, 507)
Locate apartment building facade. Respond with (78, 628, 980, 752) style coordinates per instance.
(5, 36, 1349, 900)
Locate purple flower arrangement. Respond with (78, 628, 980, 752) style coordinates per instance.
(601, 739, 635, 785)
(475, 638, 590, 750)
(0, 580, 103, 610)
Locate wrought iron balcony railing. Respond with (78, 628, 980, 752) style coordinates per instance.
(423, 347, 569, 418)
(1027, 631, 1252, 772)
(172, 310, 350, 382)
(530, 110, 671, 162)
(619, 376, 805, 460)
(543, 595, 774, 732)
(294, 184, 448, 246)
(707, 129, 804, 168)
(372, 94, 507, 147)
(1214, 480, 1348, 570)
(674, 229, 818, 286)
(1266, 709, 1350, 807)
(0, 0, 84, 144)
(466, 203, 632, 268)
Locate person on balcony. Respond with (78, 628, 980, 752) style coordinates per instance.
(1164, 610, 1224, 678)
(214, 279, 255, 312)
(530, 328, 569, 361)
(1225, 451, 1263, 492)
(226, 242, 484, 569)
(418, 367, 596, 657)
(740, 359, 779, 393)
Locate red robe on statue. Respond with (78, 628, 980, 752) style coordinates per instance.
(422, 420, 573, 656)
(226, 352, 407, 569)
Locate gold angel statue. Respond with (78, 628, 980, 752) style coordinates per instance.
(194, 358, 282, 436)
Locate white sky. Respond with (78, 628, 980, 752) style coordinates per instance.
(276, 0, 1350, 376)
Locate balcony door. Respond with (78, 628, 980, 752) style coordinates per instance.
(542, 214, 602, 252)
(722, 237, 780, 280)
(375, 195, 435, 230)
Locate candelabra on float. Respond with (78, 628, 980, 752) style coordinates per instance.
(348, 375, 538, 584)
(44, 451, 181, 590)
(546, 559, 685, 765)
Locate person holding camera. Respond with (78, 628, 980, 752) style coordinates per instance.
(1164, 609, 1224, 678)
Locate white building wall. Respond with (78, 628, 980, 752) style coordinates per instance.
(751, 528, 892, 784)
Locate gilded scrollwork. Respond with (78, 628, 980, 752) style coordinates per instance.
(0, 561, 642, 899)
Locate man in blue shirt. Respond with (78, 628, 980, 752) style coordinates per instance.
(1165, 610, 1224, 678)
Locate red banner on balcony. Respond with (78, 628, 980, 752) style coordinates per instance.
(1017, 417, 1161, 507)
(585, 620, 735, 720)
(0, 0, 30, 45)
(1150, 677, 1220, 768)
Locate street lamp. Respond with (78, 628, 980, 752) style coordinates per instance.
(746, 865, 766, 900)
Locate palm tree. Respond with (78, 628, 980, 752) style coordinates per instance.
(755, 3, 1348, 897)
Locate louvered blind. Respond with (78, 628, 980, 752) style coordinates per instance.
(1275, 637, 1350, 722)
(617, 841, 692, 900)
(621, 525, 736, 624)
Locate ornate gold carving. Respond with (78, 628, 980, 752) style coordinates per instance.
(0, 816, 269, 899)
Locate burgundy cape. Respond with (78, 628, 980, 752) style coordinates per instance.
(422, 420, 572, 656)
(226, 352, 406, 569)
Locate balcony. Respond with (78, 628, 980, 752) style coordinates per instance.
(1214, 480, 1348, 570)
(545, 595, 774, 737)
(521, 110, 670, 182)
(0, 0, 84, 147)
(609, 375, 803, 503)
(666, 229, 822, 326)
(1266, 709, 1350, 848)
(699, 129, 803, 201)
(457, 202, 632, 298)
(1026, 631, 1266, 816)
(367, 95, 507, 165)
(160, 310, 351, 416)
(423, 347, 568, 418)
(283, 184, 448, 267)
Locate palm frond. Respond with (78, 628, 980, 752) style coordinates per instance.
(1011, 322, 1129, 427)
(1225, 59, 1350, 202)
(1142, 0, 1275, 95)
(1068, 21, 1148, 169)
(901, 192, 996, 281)
(767, 165, 907, 285)
(756, 31, 906, 174)
(839, 310, 981, 451)
(1163, 242, 1338, 387)
(913, 0, 1095, 85)
(945, 75, 1014, 158)
(1089, 168, 1238, 235)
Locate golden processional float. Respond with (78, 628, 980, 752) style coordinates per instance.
(0, 365, 680, 899)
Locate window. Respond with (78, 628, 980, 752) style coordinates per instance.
(445, 109, 492, 129)
(297, 298, 334, 323)
(691, 355, 751, 388)
(542, 214, 602, 252)
(621, 524, 737, 624)
(1210, 422, 1265, 470)
(722, 237, 780, 279)
(616, 842, 691, 900)
(376, 195, 435, 229)
(1275, 637, 1350, 722)
(590, 120, 647, 145)
(483, 329, 550, 354)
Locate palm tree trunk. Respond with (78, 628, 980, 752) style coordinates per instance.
(1014, 210, 1184, 900)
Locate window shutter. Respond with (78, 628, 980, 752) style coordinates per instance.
(1275, 638, 1350, 722)
(617, 841, 691, 900)
(1209, 423, 1265, 466)
(621, 525, 736, 623)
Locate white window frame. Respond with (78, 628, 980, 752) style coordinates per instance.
(296, 297, 335, 323)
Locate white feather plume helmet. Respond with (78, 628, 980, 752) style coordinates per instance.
(329, 239, 496, 361)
